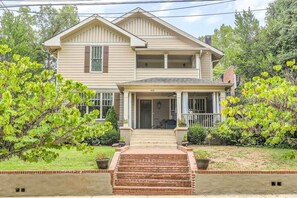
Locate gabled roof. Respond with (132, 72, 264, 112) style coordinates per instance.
(44, 15, 147, 49)
(113, 8, 224, 58)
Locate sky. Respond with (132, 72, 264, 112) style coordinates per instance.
(1, 0, 276, 37)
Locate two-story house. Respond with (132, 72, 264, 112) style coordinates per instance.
(44, 8, 231, 133)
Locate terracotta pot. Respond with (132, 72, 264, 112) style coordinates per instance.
(196, 159, 210, 170)
(96, 158, 109, 169)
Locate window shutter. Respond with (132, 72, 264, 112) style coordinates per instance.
(103, 46, 109, 73)
(84, 46, 90, 73)
(114, 93, 120, 119)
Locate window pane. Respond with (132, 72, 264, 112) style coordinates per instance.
(89, 93, 101, 118)
(91, 46, 102, 71)
(78, 93, 87, 116)
(102, 93, 113, 119)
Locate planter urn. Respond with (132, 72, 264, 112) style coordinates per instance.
(96, 158, 109, 169)
(196, 159, 210, 170)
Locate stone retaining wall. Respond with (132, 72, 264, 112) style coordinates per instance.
(195, 171, 297, 195)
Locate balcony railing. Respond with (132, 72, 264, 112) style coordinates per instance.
(182, 113, 221, 128)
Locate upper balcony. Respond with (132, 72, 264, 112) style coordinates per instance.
(135, 54, 202, 80)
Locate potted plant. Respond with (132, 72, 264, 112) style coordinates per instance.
(194, 150, 210, 170)
(177, 118, 187, 127)
(181, 133, 188, 147)
(119, 136, 126, 147)
(96, 152, 109, 169)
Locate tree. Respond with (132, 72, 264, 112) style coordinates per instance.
(266, 0, 297, 62)
(0, 45, 111, 162)
(35, 6, 80, 69)
(212, 25, 240, 79)
(219, 59, 297, 146)
(0, 8, 42, 62)
(234, 9, 271, 81)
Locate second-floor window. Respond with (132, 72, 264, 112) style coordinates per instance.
(91, 46, 103, 72)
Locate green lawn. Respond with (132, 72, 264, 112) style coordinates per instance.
(0, 146, 115, 170)
(192, 146, 297, 171)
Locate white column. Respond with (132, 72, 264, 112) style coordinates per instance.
(133, 93, 137, 128)
(164, 54, 168, 69)
(182, 92, 189, 114)
(196, 53, 201, 78)
(176, 91, 182, 121)
(216, 93, 220, 114)
(123, 91, 129, 125)
(128, 92, 132, 127)
(212, 92, 217, 114)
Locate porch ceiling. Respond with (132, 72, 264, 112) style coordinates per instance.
(117, 77, 233, 92)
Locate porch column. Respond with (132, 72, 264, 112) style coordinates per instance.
(133, 93, 137, 128)
(128, 92, 132, 127)
(220, 91, 226, 121)
(216, 92, 220, 114)
(182, 92, 188, 114)
(212, 92, 217, 114)
(123, 91, 129, 126)
(176, 91, 182, 122)
(195, 53, 202, 78)
(164, 54, 168, 69)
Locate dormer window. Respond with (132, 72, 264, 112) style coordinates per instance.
(91, 46, 103, 72)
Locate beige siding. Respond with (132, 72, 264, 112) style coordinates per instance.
(62, 22, 129, 43)
(58, 45, 135, 87)
(136, 68, 199, 80)
(118, 15, 172, 36)
(201, 53, 212, 80)
(144, 37, 199, 49)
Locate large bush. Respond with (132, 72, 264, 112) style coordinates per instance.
(105, 107, 118, 130)
(188, 124, 207, 145)
(100, 129, 120, 145)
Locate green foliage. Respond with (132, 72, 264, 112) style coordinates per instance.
(266, 0, 297, 62)
(212, 25, 240, 79)
(177, 118, 186, 127)
(105, 107, 118, 130)
(100, 129, 120, 146)
(183, 133, 187, 141)
(194, 150, 210, 159)
(96, 152, 109, 160)
(0, 46, 111, 162)
(281, 150, 296, 160)
(188, 124, 207, 144)
(219, 60, 297, 147)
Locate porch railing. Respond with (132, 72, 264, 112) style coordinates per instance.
(182, 113, 221, 128)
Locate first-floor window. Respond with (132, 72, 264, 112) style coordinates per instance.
(78, 92, 113, 119)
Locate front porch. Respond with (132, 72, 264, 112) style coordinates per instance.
(118, 78, 230, 129)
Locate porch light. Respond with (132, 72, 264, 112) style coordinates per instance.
(157, 101, 162, 110)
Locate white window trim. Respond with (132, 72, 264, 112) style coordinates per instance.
(90, 45, 103, 73)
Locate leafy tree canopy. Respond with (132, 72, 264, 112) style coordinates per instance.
(266, 0, 297, 62)
(0, 45, 111, 162)
(219, 59, 297, 146)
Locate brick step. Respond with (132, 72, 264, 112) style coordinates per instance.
(117, 165, 189, 173)
(130, 140, 177, 144)
(130, 144, 177, 147)
(116, 172, 191, 180)
(113, 186, 192, 195)
(119, 160, 188, 166)
(120, 154, 187, 160)
(115, 179, 191, 187)
(130, 138, 176, 141)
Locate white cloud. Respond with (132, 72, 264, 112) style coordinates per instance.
(154, 3, 173, 17)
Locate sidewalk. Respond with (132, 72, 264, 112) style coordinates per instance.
(6, 195, 296, 198)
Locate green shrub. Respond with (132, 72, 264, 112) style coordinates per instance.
(105, 107, 118, 130)
(188, 124, 207, 144)
(100, 129, 120, 145)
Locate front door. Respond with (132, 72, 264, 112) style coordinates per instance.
(140, 100, 152, 129)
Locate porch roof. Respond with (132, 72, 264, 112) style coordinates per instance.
(117, 77, 233, 91)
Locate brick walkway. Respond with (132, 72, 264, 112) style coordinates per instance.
(122, 147, 185, 154)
